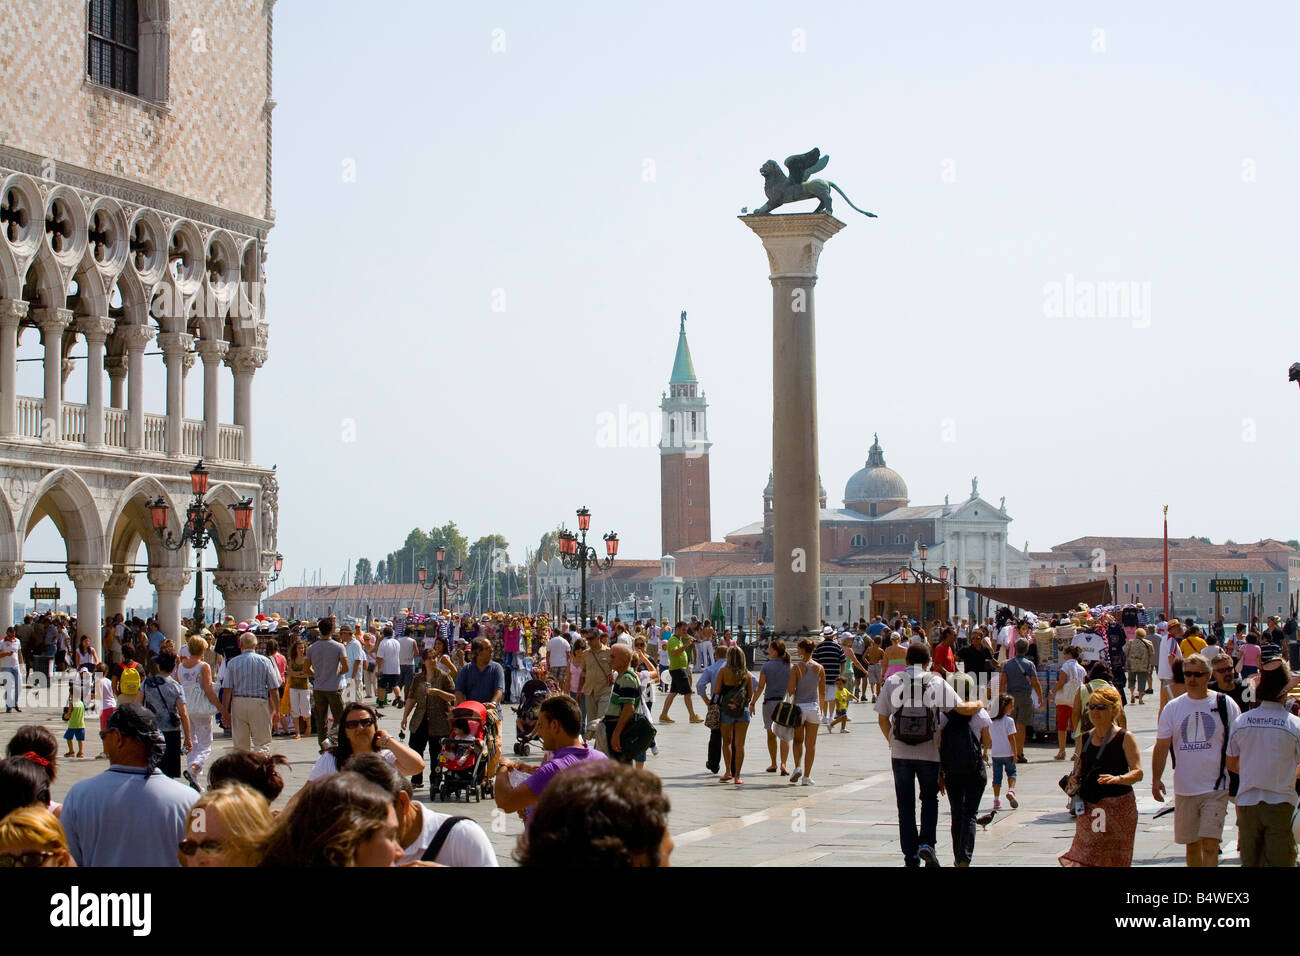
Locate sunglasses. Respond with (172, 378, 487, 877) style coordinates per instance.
(1213, 666, 1233, 675)
(0, 850, 59, 867)
(1183, 671, 1209, 679)
(178, 839, 226, 857)
(1087, 704, 1111, 712)
(344, 717, 375, 730)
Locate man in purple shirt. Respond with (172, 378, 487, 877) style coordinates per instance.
(493, 695, 606, 826)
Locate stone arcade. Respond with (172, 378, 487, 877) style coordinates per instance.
(0, 1, 279, 649)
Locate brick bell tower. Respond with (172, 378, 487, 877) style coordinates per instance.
(660, 311, 712, 555)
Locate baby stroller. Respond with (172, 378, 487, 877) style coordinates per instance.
(436, 701, 492, 803)
(512, 678, 551, 756)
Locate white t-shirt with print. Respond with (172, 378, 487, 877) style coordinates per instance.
(1155, 635, 1183, 681)
(1157, 692, 1241, 796)
(1075, 632, 1106, 663)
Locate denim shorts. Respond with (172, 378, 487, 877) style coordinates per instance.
(720, 709, 750, 725)
(992, 755, 1017, 788)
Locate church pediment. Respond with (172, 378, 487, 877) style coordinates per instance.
(946, 497, 1010, 522)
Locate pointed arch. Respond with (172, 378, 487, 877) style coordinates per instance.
(19, 468, 106, 566)
(105, 475, 186, 570)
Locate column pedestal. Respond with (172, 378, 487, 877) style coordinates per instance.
(67, 565, 112, 659)
(741, 213, 845, 637)
(148, 567, 192, 642)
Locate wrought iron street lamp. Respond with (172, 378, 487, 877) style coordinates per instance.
(269, 552, 284, 584)
(558, 506, 618, 626)
(148, 459, 254, 629)
(416, 545, 464, 613)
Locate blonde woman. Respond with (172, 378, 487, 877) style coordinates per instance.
(786, 638, 826, 786)
(178, 782, 275, 867)
(178, 635, 222, 783)
(0, 805, 74, 867)
(1059, 685, 1142, 867)
(713, 646, 754, 784)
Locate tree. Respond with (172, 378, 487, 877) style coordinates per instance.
(1188, 536, 1213, 544)
(1286, 540, 1299, 551)
(354, 558, 373, 585)
(375, 559, 387, 584)
(534, 528, 561, 568)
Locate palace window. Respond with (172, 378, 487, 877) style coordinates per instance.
(870, 503, 877, 516)
(1191, 581, 1196, 593)
(851, 534, 866, 548)
(896, 534, 905, 545)
(1178, 581, 1184, 593)
(88, 0, 140, 94)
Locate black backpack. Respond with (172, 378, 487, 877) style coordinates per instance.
(892, 676, 940, 745)
(939, 709, 983, 774)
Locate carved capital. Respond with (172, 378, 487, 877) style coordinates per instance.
(74, 315, 116, 343)
(103, 571, 136, 598)
(224, 346, 267, 377)
(213, 570, 269, 600)
(32, 307, 74, 337)
(122, 324, 157, 351)
(61, 357, 75, 384)
(197, 339, 229, 363)
(147, 566, 192, 593)
(0, 562, 26, 589)
(157, 332, 195, 357)
(104, 355, 128, 377)
(181, 351, 197, 374)
(740, 213, 845, 279)
(0, 299, 29, 328)
(66, 565, 113, 590)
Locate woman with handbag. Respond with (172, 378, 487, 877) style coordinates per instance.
(786, 639, 826, 786)
(714, 647, 756, 784)
(179, 635, 222, 783)
(1059, 685, 1143, 867)
(606, 644, 654, 767)
(754, 640, 793, 774)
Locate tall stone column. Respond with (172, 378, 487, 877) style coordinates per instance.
(33, 308, 73, 442)
(225, 346, 266, 463)
(106, 355, 127, 409)
(76, 317, 115, 448)
(0, 300, 27, 437)
(181, 348, 196, 419)
(103, 570, 135, 621)
(213, 570, 269, 624)
(158, 332, 194, 457)
(741, 213, 844, 636)
(198, 340, 229, 459)
(123, 325, 156, 452)
(0, 563, 25, 630)
(66, 565, 112, 658)
(148, 566, 192, 642)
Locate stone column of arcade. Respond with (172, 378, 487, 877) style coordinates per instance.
(66, 565, 112, 659)
(0, 562, 26, 633)
(741, 212, 844, 637)
(102, 570, 135, 624)
(213, 570, 269, 626)
(148, 566, 191, 643)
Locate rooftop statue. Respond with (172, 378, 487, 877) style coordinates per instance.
(749, 148, 877, 218)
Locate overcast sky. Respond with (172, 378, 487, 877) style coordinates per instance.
(20, 1, 1300, 616)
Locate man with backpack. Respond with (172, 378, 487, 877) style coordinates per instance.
(1151, 653, 1241, 867)
(875, 643, 984, 867)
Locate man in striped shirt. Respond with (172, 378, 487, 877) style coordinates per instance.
(812, 627, 846, 726)
(219, 632, 282, 753)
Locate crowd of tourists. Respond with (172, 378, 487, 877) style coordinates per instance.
(0, 603, 1296, 868)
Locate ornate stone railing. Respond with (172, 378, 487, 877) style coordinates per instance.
(182, 419, 203, 457)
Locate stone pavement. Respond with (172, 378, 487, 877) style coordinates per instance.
(2, 677, 1233, 867)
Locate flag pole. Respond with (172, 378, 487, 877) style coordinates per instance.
(1162, 505, 1170, 619)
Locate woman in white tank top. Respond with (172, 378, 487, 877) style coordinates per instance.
(179, 636, 220, 783)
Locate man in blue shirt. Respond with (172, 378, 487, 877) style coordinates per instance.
(147, 620, 166, 657)
(61, 704, 197, 867)
(455, 637, 505, 708)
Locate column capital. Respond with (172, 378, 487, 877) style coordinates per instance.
(61, 357, 76, 383)
(103, 571, 136, 599)
(0, 562, 26, 589)
(197, 339, 230, 362)
(0, 299, 29, 328)
(157, 331, 195, 356)
(75, 315, 116, 343)
(224, 346, 267, 376)
(147, 566, 192, 592)
(122, 324, 157, 352)
(181, 350, 197, 374)
(213, 570, 269, 601)
(740, 212, 846, 279)
(32, 307, 74, 335)
(104, 355, 128, 376)
(66, 564, 113, 590)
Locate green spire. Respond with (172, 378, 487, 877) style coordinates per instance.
(670, 310, 698, 384)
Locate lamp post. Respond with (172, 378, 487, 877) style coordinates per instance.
(558, 506, 618, 627)
(148, 459, 254, 629)
(899, 564, 911, 621)
(919, 544, 928, 626)
(416, 546, 464, 613)
(938, 564, 949, 625)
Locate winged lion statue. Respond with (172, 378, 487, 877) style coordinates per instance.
(748, 148, 877, 218)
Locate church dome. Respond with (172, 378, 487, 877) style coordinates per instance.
(844, 435, 908, 505)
